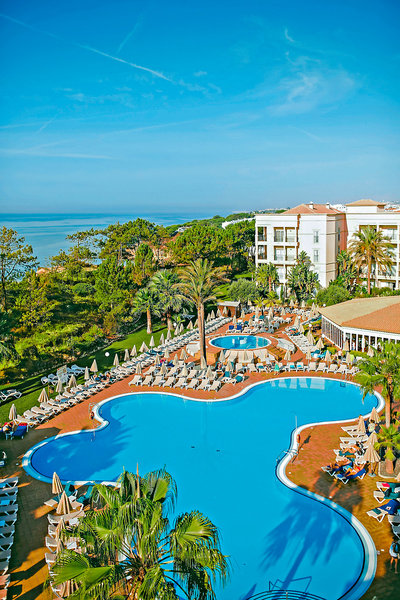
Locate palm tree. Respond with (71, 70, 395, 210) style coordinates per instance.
(375, 425, 400, 474)
(256, 263, 279, 293)
(52, 469, 228, 600)
(149, 270, 182, 330)
(355, 342, 400, 427)
(178, 259, 225, 363)
(132, 288, 157, 334)
(348, 226, 394, 294)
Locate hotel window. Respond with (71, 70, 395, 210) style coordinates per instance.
(274, 247, 284, 261)
(274, 228, 284, 243)
(277, 267, 285, 280)
(313, 249, 319, 263)
(286, 228, 296, 242)
(257, 227, 267, 242)
(381, 228, 396, 242)
(337, 227, 341, 242)
(313, 230, 319, 244)
(257, 246, 267, 260)
(286, 247, 296, 261)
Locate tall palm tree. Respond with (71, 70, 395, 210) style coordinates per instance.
(132, 288, 157, 334)
(178, 259, 225, 363)
(355, 342, 400, 427)
(375, 425, 400, 474)
(348, 226, 394, 294)
(149, 270, 182, 330)
(52, 469, 228, 600)
(256, 263, 279, 293)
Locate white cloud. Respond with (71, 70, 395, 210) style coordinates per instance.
(194, 70, 207, 77)
(284, 28, 295, 43)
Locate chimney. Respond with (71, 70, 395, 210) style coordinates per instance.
(308, 201, 314, 210)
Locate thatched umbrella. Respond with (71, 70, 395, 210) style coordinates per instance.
(369, 407, 380, 423)
(187, 321, 193, 330)
(284, 349, 291, 362)
(159, 333, 165, 345)
(56, 379, 64, 394)
(219, 349, 226, 363)
(161, 363, 168, 376)
(130, 345, 137, 357)
(166, 330, 172, 341)
(52, 472, 64, 496)
(154, 354, 160, 367)
(179, 323, 184, 333)
(38, 388, 49, 404)
(135, 363, 142, 375)
(55, 516, 65, 540)
(149, 336, 155, 349)
(90, 359, 98, 373)
(194, 318, 198, 327)
(68, 374, 77, 389)
(325, 350, 332, 364)
(343, 339, 350, 352)
(307, 331, 314, 345)
(200, 356, 207, 369)
(211, 310, 216, 319)
(164, 348, 170, 359)
(316, 338, 324, 351)
(367, 346, 374, 358)
(356, 415, 366, 435)
(301, 300, 306, 309)
(366, 431, 378, 447)
(206, 365, 213, 378)
(174, 326, 180, 336)
(298, 323, 305, 334)
(346, 352, 354, 365)
(173, 355, 178, 366)
(124, 348, 130, 361)
(268, 308, 274, 320)
(362, 444, 380, 465)
(182, 365, 188, 377)
(8, 404, 17, 422)
(140, 341, 149, 353)
(223, 307, 228, 316)
(305, 349, 312, 363)
(84, 366, 90, 381)
(232, 315, 237, 325)
(113, 354, 119, 368)
(240, 310, 245, 319)
(180, 348, 188, 360)
(56, 491, 73, 515)
(290, 299, 295, 308)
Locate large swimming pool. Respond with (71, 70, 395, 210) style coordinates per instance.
(24, 378, 380, 600)
(210, 334, 270, 350)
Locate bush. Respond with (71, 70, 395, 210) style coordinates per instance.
(316, 285, 351, 306)
(73, 282, 95, 297)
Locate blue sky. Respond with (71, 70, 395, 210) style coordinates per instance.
(0, 0, 399, 215)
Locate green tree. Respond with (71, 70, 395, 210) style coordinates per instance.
(52, 469, 228, 600)
(228, 280, 260, 303)
(256, 263, 279, 293)
(94, 256, 131, 312)
(0, 227, 37, 310)
(355, 342, 400, 427)
(169, 224, 223, 264)
(133, 243, 155, 285)
(132, 288, 158, 334)
(99, 219, 158, 261)
(316, 284, 351, 306)
(348, 226, 394, 294)
(375, 425, 400, 474)
(18, 271, 56, 329)
(149, 270, 182, 330)
(178, 259, 225, 362)
(287, 253, 319, 302)
(0, 308, 18, 360)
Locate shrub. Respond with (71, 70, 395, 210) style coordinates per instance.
(316, 285, 351, 306)
(72, 282, 95, 296)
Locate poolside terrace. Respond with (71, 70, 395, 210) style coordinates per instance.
(1, 308, 399, 599)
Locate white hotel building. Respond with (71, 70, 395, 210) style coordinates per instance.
(255, 199, 400, 290)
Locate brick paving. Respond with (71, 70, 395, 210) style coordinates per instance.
(2, 315, 394, 599)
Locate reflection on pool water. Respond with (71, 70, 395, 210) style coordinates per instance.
(24, 378, 380, 600)
(210, 334, 270, 350)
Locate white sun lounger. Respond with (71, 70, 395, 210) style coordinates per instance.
(187, 379, 199, 390)
(142, 375, 153, 386)
(209, 381, 221, 392)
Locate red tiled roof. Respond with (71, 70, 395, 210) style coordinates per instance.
(346, 199, 386, 207)
(319, 297, 400, 335)
(282, 203, 343, 215)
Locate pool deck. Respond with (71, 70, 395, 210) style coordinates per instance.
(2, 317, 399, 599)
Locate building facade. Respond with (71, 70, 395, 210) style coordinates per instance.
(255, 199, 400, 290)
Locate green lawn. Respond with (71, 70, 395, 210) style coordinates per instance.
(0, 321, 169, 423)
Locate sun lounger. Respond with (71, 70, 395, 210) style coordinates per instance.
(142, 375, 153, 386)
(129, 375, 143, 386)
(308, 362, 317, 371)
(163, 377, 175, 387)
(336, 467, 366, 484)
(367, 507, 387, 522)
(209, 381, 221, 392)
(374, 489, 400, 503)
(296, 362, 304, 371)
(328, 364, 338, 373)
(197, 379, 210, 391)
(175, 377, 187, 388)
(316, 362, 327, 373)
(337, 364, 347, 375)
(152, 376, 164, 387)
(48, 510, 85, 525)
(187, 379, 199, 390)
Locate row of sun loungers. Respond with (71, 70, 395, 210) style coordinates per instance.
(0, 477, 18, 590)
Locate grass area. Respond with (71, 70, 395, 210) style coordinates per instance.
(0, 321, 169, 423)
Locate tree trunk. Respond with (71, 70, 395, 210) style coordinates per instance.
(268, 277, 272, 293)
(198, 302, 206, 363)
(385, 391, 392, 428)
(146, 309, 152, 334)
(385, 457, 394, 475)
(367, 256, 371, 295)
(0, 270, 7, 311)
(167, 312, 172, 331)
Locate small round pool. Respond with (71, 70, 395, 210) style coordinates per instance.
(210, 334, 270, 350)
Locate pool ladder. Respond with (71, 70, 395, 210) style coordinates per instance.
(246, 589, 326, 600)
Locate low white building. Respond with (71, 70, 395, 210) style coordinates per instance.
(255, 199, 400, 290)
(320, 296, 400, 350)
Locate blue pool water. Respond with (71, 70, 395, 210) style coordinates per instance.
(25, 378, 379, 600)
(210, 334, 270, 350)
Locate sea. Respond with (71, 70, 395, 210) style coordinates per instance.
(0, 213, 204, 266)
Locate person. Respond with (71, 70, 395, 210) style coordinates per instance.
(389, 539, 399, 574)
